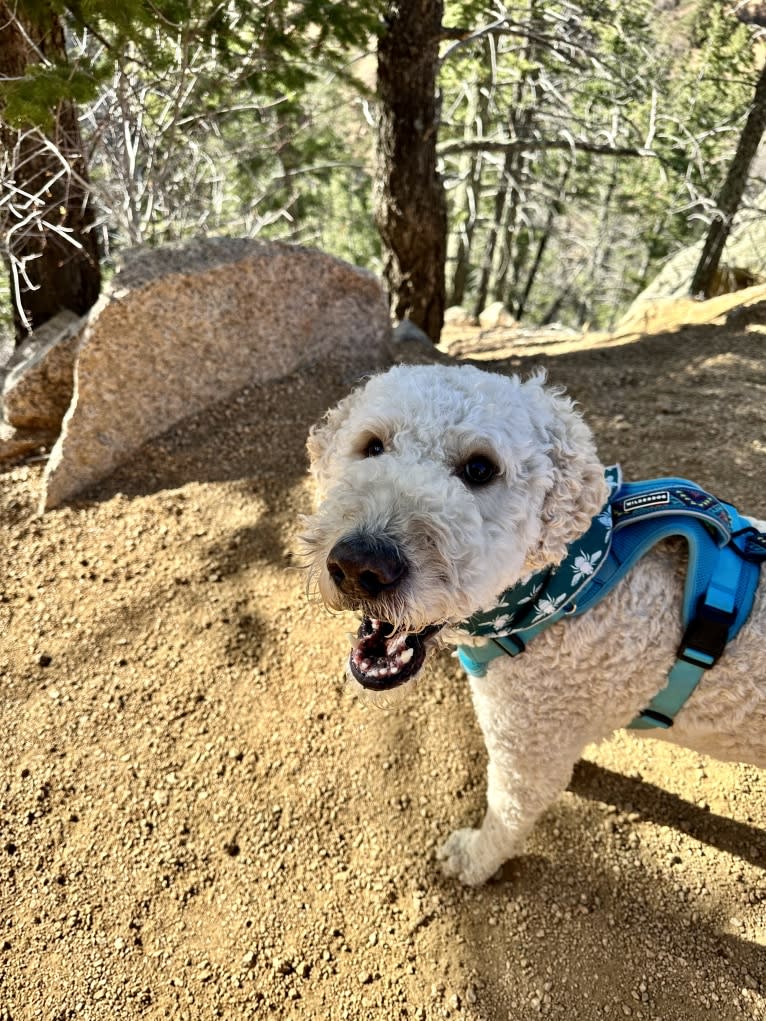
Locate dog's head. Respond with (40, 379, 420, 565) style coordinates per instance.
(301, 364, 606, 692)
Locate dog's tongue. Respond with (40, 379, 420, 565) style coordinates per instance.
(349, 618, 432, 690)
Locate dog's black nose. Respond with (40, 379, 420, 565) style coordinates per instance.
(326, 535, 408, 599)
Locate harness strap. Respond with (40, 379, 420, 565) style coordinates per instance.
(611, 480, 734, 546)
(629, 541, 750, 729)
(457, 635, 525, 676)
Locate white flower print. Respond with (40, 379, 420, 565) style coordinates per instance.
(571, 549, 603, 585)
(490, 615, 512, 633)
(606, 467, 621, 493)
(530, 591, 568, 623)
(516, 586, 542, 606)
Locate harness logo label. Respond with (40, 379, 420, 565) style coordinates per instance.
(620, 491, 670, 513)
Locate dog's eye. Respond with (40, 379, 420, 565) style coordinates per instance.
(364, 437, 385, 458)
(462, 455, 498, 486)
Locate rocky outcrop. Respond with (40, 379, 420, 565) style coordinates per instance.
(2, 310, 86, 432)
(443, 306, 478, 327)
(478, 302, 516, 329)
(42, 238, 391, 510)
(615, 283, 766, 339)
(0, 310, 87, 465)
(623, 194, 766, 321)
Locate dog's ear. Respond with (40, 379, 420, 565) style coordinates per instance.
(525, 375, 608, 569)
(307, 388, 362, 501)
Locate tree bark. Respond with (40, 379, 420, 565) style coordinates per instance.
(476, 0, 540, 316)
(689, 59, 766, 299)
(579, 159, 619, 325)
(448, 155, 482, 307)
(447, 77, 488, 306)
(472, 148, 513, 318)
(515, 164, 571, 321)
(0, 3, 101, 341)
(374, 0, 447, 342)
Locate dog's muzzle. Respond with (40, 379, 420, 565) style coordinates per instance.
(324, 532, 442, 690)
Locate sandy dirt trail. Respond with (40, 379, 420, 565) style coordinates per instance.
(1, 309, 765, 1020)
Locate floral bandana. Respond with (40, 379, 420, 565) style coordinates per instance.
(460, 466, 622, 639)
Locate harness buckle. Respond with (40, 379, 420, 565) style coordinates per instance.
(491, 634, 526, 656)
(677, 599, 736, 668)
(637, 708, 674, 729)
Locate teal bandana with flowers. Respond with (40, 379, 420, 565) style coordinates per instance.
(460, 465, 623, 639)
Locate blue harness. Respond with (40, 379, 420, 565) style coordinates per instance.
(456, 467, 766, 730)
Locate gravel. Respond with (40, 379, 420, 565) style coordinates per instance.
(1, 315, 766, 1020)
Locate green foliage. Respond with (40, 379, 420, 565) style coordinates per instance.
(438, 0, 763, 328)
(1, 63, 100, 129)
(0, 0, 387, 338)
(1, 0, 762, 338)
(224, 77, 380, 266)
(2, 0, 383, 125)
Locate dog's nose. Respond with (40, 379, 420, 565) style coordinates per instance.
(326, 535, 408, 599)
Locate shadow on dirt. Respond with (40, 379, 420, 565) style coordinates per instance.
(443, 771, 764, 1020)
(569, 759, 765, 868)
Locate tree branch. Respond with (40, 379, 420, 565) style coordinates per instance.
(438, 136, 660, 160)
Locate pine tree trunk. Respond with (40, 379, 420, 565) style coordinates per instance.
(473, 4, 540, 318)
(580, 160, 619, 326)
(515, 165, 571, 321)
(447, 79, 488, 306)
(472, 149, 513, 318)
(374, 0, 447, 342)
(0, 3, 101, 342)
(491, 151, 530, 306)
(689, 60, 766, 298)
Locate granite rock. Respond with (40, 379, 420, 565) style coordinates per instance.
(478, 302, 516, 329)
(3, 310, 86, 432)
(42, 238, 391, 510)
(443, 306, 477, 327)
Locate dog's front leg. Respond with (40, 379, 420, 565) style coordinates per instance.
(437, 673, 588, 885)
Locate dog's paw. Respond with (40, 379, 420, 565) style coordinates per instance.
(437, 828, 497, 886)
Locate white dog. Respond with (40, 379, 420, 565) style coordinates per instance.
(301, 363, 766, 885)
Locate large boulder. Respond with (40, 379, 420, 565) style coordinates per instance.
(42, 238, 391, 510)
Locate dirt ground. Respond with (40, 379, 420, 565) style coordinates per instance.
(1, 303, 766, 1021)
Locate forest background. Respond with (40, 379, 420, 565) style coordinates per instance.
(1, 0, 765, 352)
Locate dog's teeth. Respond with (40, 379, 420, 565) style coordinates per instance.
(386, 633, 408, 656)
(399, 647, 414, 664)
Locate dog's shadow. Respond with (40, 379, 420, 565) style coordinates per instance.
(566, 759, 765, 867)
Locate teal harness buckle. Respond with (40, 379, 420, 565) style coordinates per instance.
(456, 468, 765, 730)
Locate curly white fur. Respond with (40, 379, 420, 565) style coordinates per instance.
(302, 363, 766, 885)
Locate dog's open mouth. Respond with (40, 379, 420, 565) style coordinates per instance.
(349, 618, 443, 690)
